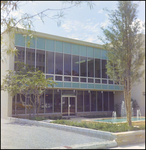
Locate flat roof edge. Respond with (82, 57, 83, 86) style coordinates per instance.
(11, 27, 104, 49)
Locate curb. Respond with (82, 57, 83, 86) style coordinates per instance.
(7, 117, 116, 141)
(49, 140, 117, 149)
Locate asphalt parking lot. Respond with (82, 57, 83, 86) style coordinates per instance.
(1, 118, 108, 149)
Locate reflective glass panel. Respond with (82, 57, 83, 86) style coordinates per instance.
(102, 60, 107, 78)
(88, 58, 94, 77)
(72, 77, 79, 82)
(95, 59, 100, 78)
(88, 78, 94, 83)
(72, 55, 79, 76)
(45, 90, 53, 113)
(55, 53, 63, 75)
(97, 91, 102, 111)
(77, 91, 83, 112)
(46, 51, 54, 74)
(14, 46, 25, 71)
(80, 56, 87, 77)
(81, 78, 86, 82)
(26, 48, 35, 68)
(54, 90, 61, 112)
(84, 91, 90, 112)
(103, 91, 108, 111)
(36, 50, 45, 73)
(64, 76, 71, 81)
(64, 54, 71, 75)
(109, 92, 114, 111)
(91, 91, 96, 111)
(55, 76, 62, 81)
(95, 79, 100, 83)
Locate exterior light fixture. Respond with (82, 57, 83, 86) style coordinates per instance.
(88, 90, 90, 93)
(113, 91, 115, 94)
(73, 90, 75, 92)
(57, 89, 59, 92)
(101, 91, 103, 93)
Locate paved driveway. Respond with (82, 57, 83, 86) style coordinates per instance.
(1, 118, 107, 149)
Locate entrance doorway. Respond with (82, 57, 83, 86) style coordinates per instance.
(62, 96, 76, 116)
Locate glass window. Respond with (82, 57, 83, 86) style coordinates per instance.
(62, 90, 76, 95)
(46, 51, 54, 74)
(46, 75, 54, 80)
(88, 58, 94, 77)
(91, 91, 96, 111)
(103, 92, 108, 111)
(95, 79, 100, 83)
(84, 91, 90, 112)
(64, 54, 71, 75)
(77, 91, 83, 112)
(80, 56, 87, 77)
(55, 76, 62, 81)
(88, 78, 94, 83)
(109, 92, 114, 111)
(36, 50, 45, 73)
(102, 60, 107, 78)
(109, 80, 113, 84)
(95, 59, 100, 78)
(102, 80, 107, 84)
(97, 91, 102, 111)
(45, 90, 53, 113)
(26, 48, 35, 68)
(72, 77, 79, 82)
(72, 55, 79, 76)
(64, 76, 71, 81)
(81, 78, 86, 82)
(54, 89, 61, 112)
(14, 47, 25, 71)
(55, 53, 63, 75)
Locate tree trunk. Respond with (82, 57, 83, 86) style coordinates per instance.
(124, 79, 132, 127)
(37, 95, 41, 116)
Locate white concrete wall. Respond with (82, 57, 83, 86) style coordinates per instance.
(131, 34, 145, 116)
(1, 31, 15, 118)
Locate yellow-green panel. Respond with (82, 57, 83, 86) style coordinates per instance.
(80, 83, 87, 88)
(72, 83, 79, 88)
(95, 84, 101, 89)
(88, 84, 94, 89)
(94, 48, 101, 59)
(55, 82, 63, 87)
(56, 41, 63, 53)
(80, 45, 87, 56)
(26, 36, 35, 48)
(87, 47, 94, 57)
(72, 44, 79, 55)
(15, 33, 25, 47)
(102, 84, 108, 89)
(37, 37, 45, 50)
(46, 39, 54, 51)
(101, 49, 108, 60)
(64, 82, 71, 88)
(64, 42, 71, 54)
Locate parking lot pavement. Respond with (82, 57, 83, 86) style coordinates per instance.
(1, 118, 108, 149)
(109, 143, 145, 149)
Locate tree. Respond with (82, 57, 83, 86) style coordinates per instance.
(1, 1, 95, 62)
(99, 1, 145, 126)
(1, 61, 57, 117)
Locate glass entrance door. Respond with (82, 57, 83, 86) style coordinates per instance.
(62, 96, 76, 116)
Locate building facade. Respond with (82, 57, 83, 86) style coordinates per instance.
(1, 28, 127, 118)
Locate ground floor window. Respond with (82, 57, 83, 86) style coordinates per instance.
(12, 89, 114, 115)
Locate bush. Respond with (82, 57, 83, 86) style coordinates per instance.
(50, 120, 145, 133)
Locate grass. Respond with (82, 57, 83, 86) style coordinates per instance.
(50, 119, 145, 133)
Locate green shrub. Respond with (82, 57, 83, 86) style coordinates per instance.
(50, 120, 145, 133)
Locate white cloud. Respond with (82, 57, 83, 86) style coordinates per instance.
(98, 9, 103, 14)
(100, 19, 110, 28)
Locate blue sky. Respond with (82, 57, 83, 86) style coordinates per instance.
(15, 1, 145, 44)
